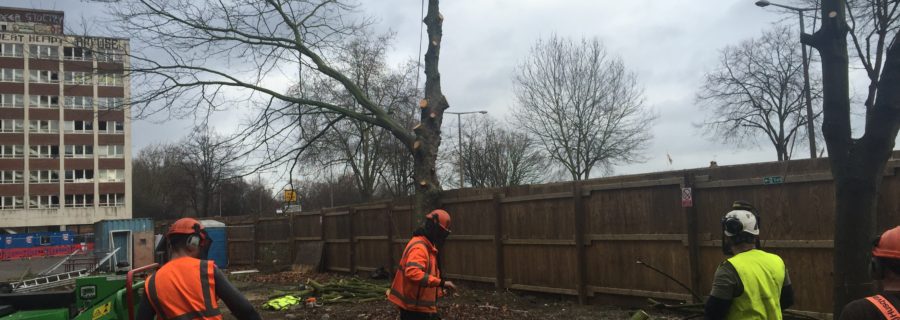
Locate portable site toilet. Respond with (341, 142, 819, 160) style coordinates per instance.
(200, 220, 228, 269)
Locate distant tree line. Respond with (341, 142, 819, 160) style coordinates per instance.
(132, 128, 280, 219)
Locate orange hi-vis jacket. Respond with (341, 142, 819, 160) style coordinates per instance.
(145, 256, 222, 320)
(388, 235, 444, 313)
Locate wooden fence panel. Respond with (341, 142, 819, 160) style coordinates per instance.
(226, 223, 254, 266)
(212, 153, 900, 316)
(255, 217, 292, 266)
(293, 213, 322, 239)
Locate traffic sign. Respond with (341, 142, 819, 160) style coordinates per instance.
(284, 189, 297, 202)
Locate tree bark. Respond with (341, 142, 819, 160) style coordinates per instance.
(412, 0, 448, 216)
(804, 0, 900, 315)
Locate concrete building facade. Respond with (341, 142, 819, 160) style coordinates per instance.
(0, 7, 131, 228)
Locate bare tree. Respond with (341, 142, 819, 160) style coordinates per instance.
(132, 144, 192, 219)
(801, 0, 900, 313)
(113, 0, 451, 216)
(297, 32, 420, 201)
(457, 117, 545, 187)
(178, 128, 238, 217)
(513, 35, 654, 181)
(698, 25, 823, 161)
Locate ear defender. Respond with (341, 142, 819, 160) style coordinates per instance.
(188, 234, 201, 248)
(723, 217, 744, 236)
(188, 223, 204, 248)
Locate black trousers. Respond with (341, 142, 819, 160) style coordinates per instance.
(399, 309, 440, 320)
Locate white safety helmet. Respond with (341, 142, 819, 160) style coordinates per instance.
(722, 210, 759, 236)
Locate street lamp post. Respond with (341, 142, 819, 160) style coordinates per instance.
(446, 110, 488, 189)
(756, 0, 819, 159)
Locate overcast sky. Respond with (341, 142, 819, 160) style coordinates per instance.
(5, 0, 889, 182)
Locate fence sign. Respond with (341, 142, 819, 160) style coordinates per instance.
(763, 176, 784, 185)
(681, 187, 693, 208)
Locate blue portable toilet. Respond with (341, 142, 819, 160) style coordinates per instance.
(200, 220, 228, 269)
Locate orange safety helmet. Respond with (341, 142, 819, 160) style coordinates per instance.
(425, 209, 451, 232)
(168, 218, 204, 237)
(167, 218, 210, 250)
(874, 226, 900, 260)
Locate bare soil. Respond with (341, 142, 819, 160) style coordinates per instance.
(224, 270, 686, 320)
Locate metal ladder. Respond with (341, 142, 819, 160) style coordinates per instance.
(11, 268, 89, 293)
(9, 247, 121, 293)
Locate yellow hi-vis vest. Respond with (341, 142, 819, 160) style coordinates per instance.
(726, 249, 786, 320)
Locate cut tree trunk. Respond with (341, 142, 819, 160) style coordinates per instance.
(804, 0, 900, 315)
(412, 0, 448, 217)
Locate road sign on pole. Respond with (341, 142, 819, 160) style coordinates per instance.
(284, 189, 297, 203)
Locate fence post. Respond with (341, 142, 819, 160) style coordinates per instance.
(252, 216, 259, 266)
(319, 209, 325, 241)
(683, 172, 702, 302)
(319, 209, 326, 272)
(573, 181, 588, 304)
(288, 213, 295, 266)
(349, 207, 357, 275)
(387, 203, 396, 272)
(493, 192, 505, 289)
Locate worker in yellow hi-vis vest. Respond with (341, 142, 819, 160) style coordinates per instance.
(704, 201, 794, 320)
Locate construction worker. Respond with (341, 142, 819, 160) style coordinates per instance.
(839, 226, 900, 319)
(704, 202, 794, 320)
(136, 218, 261, 320)
(388, 209, 457, 320)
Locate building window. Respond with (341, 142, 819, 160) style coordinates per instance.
(29, 45, 58, 60)
(0, 171, 23, 184)
(0, 69, 23, 82)
(29, 145, 59, 158)
(0, 196, 24, 210)
(64, 96, 93, 110)
(97, 73, 123, 86)
(98, 145, 124, 158)
(96, 50, 124, 63)
(29, 195, 59, 209)
(30, 170, 59, 184)
(0, 43, 23, 57)
(99, 169, 124, 182)
(64, 194, 93, 208)
(63, 47, 92, 61)
(64, 145, 93, 158)
(99, 193, 124, 207)
(0, 145, 24, 158)
(64, 169, 93, 183)
(0, 94, 24, 108)
(29, 95, 59, 109)
(63, 71, 91, 85)
(0, 119, 24, 133)
(98, 121, 124, 134)
(29, 70, 59, 84)
(97, 97, 124, 110)
(29, 120, 59, 134)
(64, 120, 93, 133)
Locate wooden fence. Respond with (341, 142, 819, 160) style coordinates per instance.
(220, 154, 900, 317)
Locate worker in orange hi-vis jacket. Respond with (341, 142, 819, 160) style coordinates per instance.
(388, 209, 457, 320)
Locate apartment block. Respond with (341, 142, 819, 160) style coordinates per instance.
(0, 7, 131, 228)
